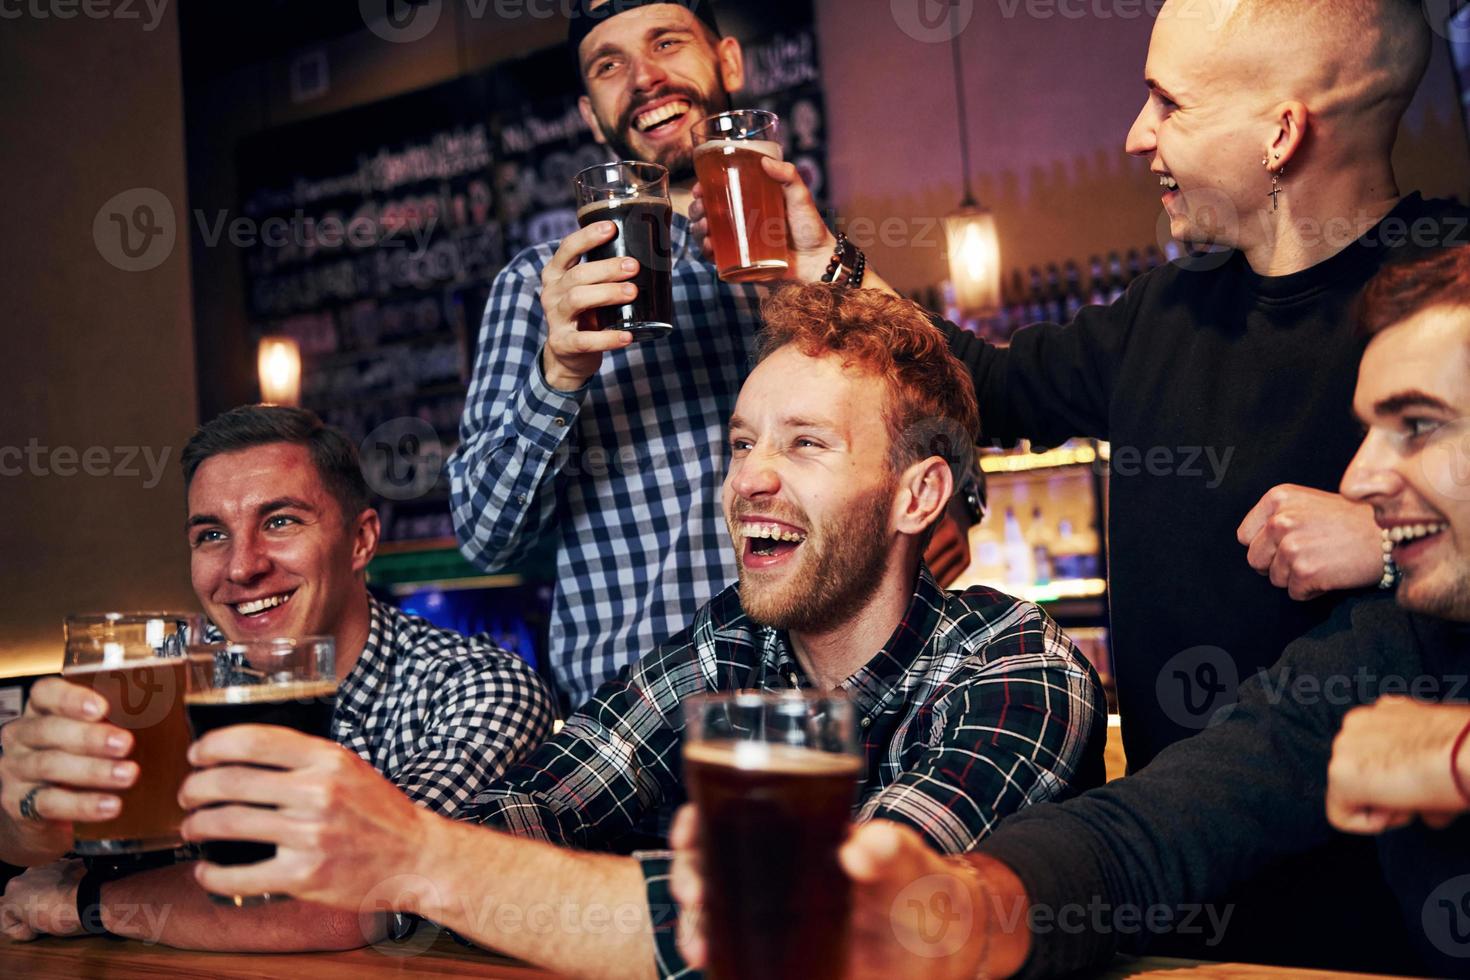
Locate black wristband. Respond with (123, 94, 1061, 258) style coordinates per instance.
(75, 868, 118, 939)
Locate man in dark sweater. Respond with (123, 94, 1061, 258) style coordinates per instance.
(691, 0, 1469, 770)
(668, 248, 1470, 978)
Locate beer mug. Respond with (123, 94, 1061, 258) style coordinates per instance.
(573, 160, 675, 341)
(186, 636, 337, 907)
(692, 109, 791, 283)
(683, 691, 861, 980)
(62, 612, 202, 855)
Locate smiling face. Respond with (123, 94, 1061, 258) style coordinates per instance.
(1125, 1, 1273, 248)
(576, 4, 742, 180)
(723, 346, 901, 633)
(1341, 305, 1470, 620)
(187, 442, 378, 645)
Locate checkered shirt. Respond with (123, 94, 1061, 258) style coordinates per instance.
(207, 595, 555, 817)
(466, 567, 1107, 977)
(447, 212, 765, 708)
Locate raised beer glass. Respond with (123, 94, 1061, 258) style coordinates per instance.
(683, 691, 861, 980)
(692, 109, 791, 283)
(573, 160, 675, 341)
(186, 636, 337, 907)
(62, 612, 201, 855)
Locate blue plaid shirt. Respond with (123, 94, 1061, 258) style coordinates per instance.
(448, 213, 765, 708)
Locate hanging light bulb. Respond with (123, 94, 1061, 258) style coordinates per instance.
(257, 336, 302, 407)
(946, 205, 1001, 316)
(943, 8, 1002, 318)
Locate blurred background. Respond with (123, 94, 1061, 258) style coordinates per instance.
(1, 0, 1467, 695)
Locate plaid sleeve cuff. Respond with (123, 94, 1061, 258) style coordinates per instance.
(635, 850, 696, 980)
(512, 345, 590, 454)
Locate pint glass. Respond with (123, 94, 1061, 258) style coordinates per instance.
(186, 636, 337, 906)
(693, 109, 791, 283)
(683, 691, 861, 980)
(62, 612, 201, 855)
(573, 160, 675, 341)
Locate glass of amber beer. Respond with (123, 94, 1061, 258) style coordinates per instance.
(62, 612, 201, 855)
(186, 636, 337, 907)
(573, 160, 675, 341)
(693, 109, 791, 283)
(683, 691, 861, 980)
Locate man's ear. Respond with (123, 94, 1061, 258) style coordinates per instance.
(716, 36, 745, 96)
(578, 95, 608, 147)
(893, 457, 955, 539)
(350, 509, 381, 575)
(1265, 99, 1308, 172)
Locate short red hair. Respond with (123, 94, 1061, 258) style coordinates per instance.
(756, 283, 979, 484)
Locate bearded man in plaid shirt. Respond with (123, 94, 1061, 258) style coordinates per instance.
(174, 284, 1106, 978)
(0, 406, 554, 950)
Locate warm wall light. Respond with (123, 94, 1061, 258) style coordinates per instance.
(943, 6, 1002, 318)
(257, 336, 302, 407)
(945, 206, 1001, 316)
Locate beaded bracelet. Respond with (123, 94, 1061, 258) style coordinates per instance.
(1379, 528, 1398, 590)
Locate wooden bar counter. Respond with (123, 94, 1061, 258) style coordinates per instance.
(0, 935, 1414, 979)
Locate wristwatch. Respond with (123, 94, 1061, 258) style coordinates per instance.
(75, 867, 118, 939)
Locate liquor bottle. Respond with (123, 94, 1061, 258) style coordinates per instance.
(1062, 260, 1085, 320)
(1087, 255, 1108, 307)
(1027, 267, 1049, 324)
(1006, 270, 1029, 327)
(1044, 263, 1065, 322)
(1002, 507, 1036, 589)
(1105, 251, 1127, 303)
(1126, 248, 1144, 285)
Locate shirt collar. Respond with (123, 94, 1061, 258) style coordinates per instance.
(759, 565, 946, 716)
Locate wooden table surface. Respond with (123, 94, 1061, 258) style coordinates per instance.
(0, 936, 1412, 979)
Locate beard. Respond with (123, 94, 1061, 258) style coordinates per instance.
(733, 481, 896, 634)
(594, 82, 731, 182)
(1397, 558, 1470, 622)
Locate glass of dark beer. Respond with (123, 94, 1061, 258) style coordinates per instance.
(692, 109, 791, 283)
(683, 691, 861, 980)
(573, 160, 674, 341)
(185, 636, 337, 907)
(62, 613, 202, 855)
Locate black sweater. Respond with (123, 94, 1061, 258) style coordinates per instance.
(944, 193, 1470, 768)
(978, 594, 1470, 978)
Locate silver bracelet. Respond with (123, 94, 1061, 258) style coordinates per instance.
(1379, 528, 1398, 590)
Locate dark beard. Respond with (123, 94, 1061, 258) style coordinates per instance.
(736, 481, 895, 634)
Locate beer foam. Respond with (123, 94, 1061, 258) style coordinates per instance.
(686, 740, 861, 775)
(185, 680, 338, 705)
(693, 139, 783, 162)
(63, 656, 185, 675)
(575, 195, 670, 222)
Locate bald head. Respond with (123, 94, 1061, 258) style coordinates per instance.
(1217, 0, 1431, 138)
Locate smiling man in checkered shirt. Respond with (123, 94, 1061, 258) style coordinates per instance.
(171, 284, 1106, 978)
(0, 406, 553, 950)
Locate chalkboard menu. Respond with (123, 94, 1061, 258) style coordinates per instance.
(235, 3, 830, 543)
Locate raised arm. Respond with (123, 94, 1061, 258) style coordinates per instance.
(447, 222, 640, 572)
